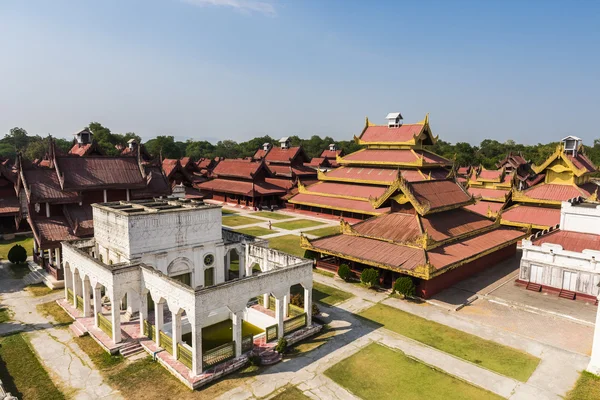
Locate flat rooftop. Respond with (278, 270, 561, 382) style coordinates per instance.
(92, 198, 220, 216)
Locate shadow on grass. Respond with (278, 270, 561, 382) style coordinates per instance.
(0, 333, 23, 400)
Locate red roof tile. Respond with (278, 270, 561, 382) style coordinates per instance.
(68, 143, 93, 156)
(352, 213, 421, 243)
(320, 149, 341, 158)
(468, 187, 509, 200)
(289, 193, 389, 214)
(522, 183, 589, 202)
(341, 149, 450, 165)
(502, 205, 561, 227)
(0, 196, 19, 215)
(130, 166, 171, 200)
(31, 216, 79, 245)
(63, 204, 94, 236)
(264, 146, 304, 163)
(420, 208, 494, 242)
(428, 227, 524, 270)
(57, 157, 146, 190)
(477, 169, 503, 181)
(198, 178, 287, 196)
(532, 230, 600, 252)
(252, 148, 269, 160)
(464, 201, 504, 216)
(323, 167, 399, 184)
(305, 182, 388, 199)
(359, 124, 424, 143)
(23, 168, 81, 204)
(409, 180, 472, 210)
(211, 159, 264, 179)
(567, 153, 597, 173)
(310, 234, 426, 271)
(162, 159, 180, 177)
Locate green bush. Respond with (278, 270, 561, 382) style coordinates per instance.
(8, 244, 27, 264)
(338, 264, 351, 281)
(360, 268, 379, 288)
(249, 355, 262, 366)
(275, 338, 288, 354)
(312, 303, 320, 316)
(290, 293, 303, 308)
(393, 277, 416, 297)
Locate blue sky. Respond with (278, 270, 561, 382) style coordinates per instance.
(1, 0, 598, 145)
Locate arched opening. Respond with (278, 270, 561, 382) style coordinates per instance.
(168, 257, 193, 287)
(226, 249, 240, 281)
(204, 267, 215, 287)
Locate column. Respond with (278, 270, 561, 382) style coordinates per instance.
(93, 286, 102, 327)
(126, 188, 130, 201)
(263, 293, 270, 308)
(139, 293, 148, 334)
(588, 294, 600, 374)
(232, 311, 243, 357)
(71, 270, 79, 308)
(82, 278, 92, 317)
(155, 301, 164, 347)
(45, 202, 50, 217)
(48, 248, 54, 266)
(238, 248, 245, 279)
(304, 285, 313, 327)
(275, 296, 285, 339)
(55, 248, 61, 268)
(110, 292, 122, 343)
(191, 322, 203, 376)
(172, 311, 181, 358)
(33, 240, 38, 254)
(63, 266, 71, 302)
(225, 251, 231, 280)
(103, 189, 108, 203)
(284, 288, 291, 317)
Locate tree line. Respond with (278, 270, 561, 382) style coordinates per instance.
(1, 122, 600, 169)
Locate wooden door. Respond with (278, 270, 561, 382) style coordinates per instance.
(562, 271, 578, 292)
(530, 265, 544, 284)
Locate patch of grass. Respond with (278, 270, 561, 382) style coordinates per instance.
(304, 225, 340, 237)
(8, 263, 30, 279)
(74, 336, 124, 370)
(313, 268, 335, 278)
(0, 333, 66, 400)
(359, 303, 540, 382)
(325, 343, 502, 400)
(0, 307, 13, 323)
(235, 226, 278, 237)
(26, 283, 58, 297)
(271, 386, 311, 399)
(251, 211, 293, 220)
(221, 209, 238, 215)
(286, 325, 336, 357)
(292, 282, 352, 306)
(566, 371, 600, 400)
(268, 234, 305, 257)
(0, 236, 33, 259)
(36, 301, 73, 328)
(272, 219, 325, 230)
(222, 215, 262, 227)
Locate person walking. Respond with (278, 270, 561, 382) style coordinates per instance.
(268, 220, 272, 230)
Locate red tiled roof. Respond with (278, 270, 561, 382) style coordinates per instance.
(477, 169, 503, 181)
(130, 165, 171, 200)
(352, 213, 421, 243)
(264, 146, 302, 163)
(162, 159, 180, 177)
(320, 149, 341, 158)
(522, 183, 591, 202)
(567, 153, 597, 173)
(323, 167, 399, 184)
(265, 177, 294, 190)
(532, 230, 600, 252)
(57, 157, 146, 190)
(212, 159, 264, 179)
(63, 204, 94, 236)
(69, 143, 93, 156)
(341, 149, 450, 165)
(420, 208, 494, 242)
(307, 157, 327, 167)
(184, 186, 205, 199)
(269, 164, 316, 177)
(252, 148, 269, 160)
(310, 234, 426, 271)
(0, 196, 19, 215)
(305, 181, 388, 199)
(198, 178, 287, 196)
(458, 166, 471, 175)
(468, 187, 509, 200)
(502, 205, 561, 228)
(464, 201, 504, 216)
(31, 216, 79, 245)
(289, 193, 389, 214)
(428, 227, 524, 270)
(409, 180, 472, 210)
(23, 168, 80, 204)
(359, 124, 424, 143)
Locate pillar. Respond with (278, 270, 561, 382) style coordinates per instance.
(103, 189, 108, 203)
(172, 311, 181, 358)
(191, 322, 203, 375)
(48, 247, 54, 266)
(126, 188, 130, 201)
(275, 296, 285, 339)
(55, 248, 61, 268)
(82, 278, 92, 317)
(263, 293, 270, 308)
(93, 286, 102, 327)
(284, 288, 291, 317)
(71, 270, 79, 308)
(587, 293, 600, 374)
(225, 251, 231, 280)
(232, 311, 243, 357)
(139, 292, 148, 334)
(304, 285, 313, 327)
(110, 292, 122, 343)
(33, 240, 38, 254)
(63, 266, 72, 301)
(45, 202, 50, 217)
(238, 248, 245, 279)
(155, 301, 164, 347)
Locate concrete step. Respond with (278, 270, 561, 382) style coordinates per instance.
(119, 341, 144, 358)
(69, 321, 87, 337)
(23, 270, 44, 285)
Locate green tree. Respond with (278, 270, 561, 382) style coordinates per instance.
(145, 136, 181, 159)
(24, 135, 48, 160)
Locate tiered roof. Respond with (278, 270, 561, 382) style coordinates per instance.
(464, 166, 513, 218)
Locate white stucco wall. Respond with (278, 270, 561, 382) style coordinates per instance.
(560, 200, 600, 235)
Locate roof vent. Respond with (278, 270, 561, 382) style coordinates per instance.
(279, 137, 290, 149)
(73, 128, 93, 145)
(127, 138, 138, 150)
(262, 143, 272, 152)
(329, 143, 337, 151)
(386, 112, 403, 128)
(561, 135, 582, 156)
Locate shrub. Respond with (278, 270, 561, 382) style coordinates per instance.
(360, 268, 379, 288)
(275, 338, 288, 354)
(249, 355, 262, 366)
(312, 303, 320, 316)
(338, 264, 351, 281)
(290, 293, 303, 308)
(393, 276, 416, 297)
(8, 244, 27, 264)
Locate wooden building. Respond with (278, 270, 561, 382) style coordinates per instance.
(464, 166, 513, 218)
(0, 160, 20, 235)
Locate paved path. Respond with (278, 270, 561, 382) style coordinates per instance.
(215, 274, 588, 400)
(0, 261, 123, 400)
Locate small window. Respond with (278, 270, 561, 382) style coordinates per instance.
(204, 254, 214, 267)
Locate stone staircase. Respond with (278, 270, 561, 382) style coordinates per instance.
(559, 289, 576, 300)
(252, 337, 281, 365)
(526, 282, 542, 292)
(23, 261, 64, 289)
(69, 320, 87, 337)
(119, 340, 145, 358)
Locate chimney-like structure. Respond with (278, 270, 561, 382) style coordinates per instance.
(385, 112, 403, 128)
(279, 137, 290, 149)
(73, 128, 93, 145)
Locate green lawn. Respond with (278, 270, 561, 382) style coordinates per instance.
(0, 236, 33, 259)
(566, 371, 600, 400)
(74, 336, 124, 370)
(304, 225, 340, 237)
(359, 303, 540, 382)
(26, 283, 58, 297)
(222, 215, 262, 227)
(271, 386, 311, 399)
(325, 343, 502, 400)
(0, 333, 66, 400)
(251, 211, 294, 220)
(235, 226, 278, 237)
(268, 234, 306, 257)
(287, 324, 336, 357)
(313, 268, 335, 278)
(222, 209, 238, 215)
(0, 307, 13, 323)
(290, 282, 353, 306)
(272, 219, 325, 230)
(36, 301, 73, 328)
